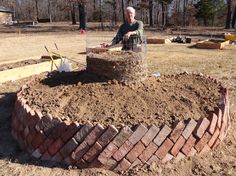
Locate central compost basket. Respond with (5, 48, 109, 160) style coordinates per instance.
(11, 48, 231, 173)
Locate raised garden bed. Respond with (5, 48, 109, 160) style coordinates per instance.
(195, 39, 230, 49)
(0, 56, 60, 83)
(11, 71, 231, 173)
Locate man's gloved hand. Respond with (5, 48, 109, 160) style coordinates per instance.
(100, 43, 110, 48)
(123, 31, 137, 41)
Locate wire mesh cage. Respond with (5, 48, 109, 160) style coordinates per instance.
(86, 34, 147, 57)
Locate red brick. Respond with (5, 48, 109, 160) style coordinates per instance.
(31, 131, 46, 148)
(208, 113, 218, 134)
(214, 107, 222, 128)
(83, 142, 103, 162)
(22, 126, 30, 138)
(155, 138, 174, 160)
(193, 118, 210, 138)
(41, 151, 52, 161)
(113, 140, 133, 161)
(97, 125, 118, 147)
(26, 128, 37, 144)
(170, 136, 186, 156)
(16, 122, 24, 133)
(174, 152, 185, 162)
(60, 138, 78, 158)
(169, 121, 185, 142)
(32, 149, 42, 159)
(129, 158, 142, 169)
(146, 155, 159, 165)
(218, 122, 227, 141)
(128, 124, 148, 145)
(17, 135, 26, 149)
(212, 139, 220, 149)
(220, 105, 227, 125)
(64, 156, 75, 166)
(194, 132, 212, 152)
(76, 158, 88, 169)
(71, 141, 90, 161)
(26, 144, 34, 154)
(208, 128, 220, 147)
(89, 159, 103, 168)
(199, 144, 211, 155)
(141, 125, 160, 146)
(74, 123, 93, 143)
(188, 147, 197, 156)
(114, 158, 131, 172)
(28, 111, 40, 128)
(48, 138, 64, 156)
(35, 114, 53, 132)
(139, 142, 158, 163)
(61, 122, 81, 142)
(50, 122, 68, 139)
(38, 137, 55, 154)
(51, 152, 63, 163)
(104, 158, 118, 170)
(182, 119, 197, 140)
(181, 134, 197, 156)
(112, 126, 133, 148)
(97, 142, 118, 164)
(153, 125, 172, 146)
(126, 141, 145, 163)
(85, 124, 104, 146)
(161, 153, 173, 163)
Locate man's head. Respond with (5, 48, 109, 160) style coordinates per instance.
(126, 7, 135, 23)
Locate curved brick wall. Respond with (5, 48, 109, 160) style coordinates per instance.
(11, 75, 231, 172)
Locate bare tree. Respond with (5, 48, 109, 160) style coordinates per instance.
(225, 0, 232, 29)
(149, 0, 154, 26)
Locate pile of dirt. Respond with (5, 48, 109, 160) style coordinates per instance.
(87, 51, 147, 83)
(22, 71, 221, 128)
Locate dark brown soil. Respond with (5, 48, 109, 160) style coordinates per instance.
(22, 71, 221, 128)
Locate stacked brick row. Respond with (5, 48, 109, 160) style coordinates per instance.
(11, 76, 231, 172)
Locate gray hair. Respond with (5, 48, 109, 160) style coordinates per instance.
(126, 6, 135, 13)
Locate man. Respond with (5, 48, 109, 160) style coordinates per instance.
(102, 6, 144, 51)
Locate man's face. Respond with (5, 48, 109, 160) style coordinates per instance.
(126, 10, 135, 23)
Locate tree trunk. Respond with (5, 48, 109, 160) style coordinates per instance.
(48, 0, 52, 22)
(161, 2, 165, 27)
(78, 2, 86, 30)
(232, 4, 236, 28)
(71, 2, 76, 25)
(149, 0, 154, 26)
(35, 0, 39, 21)
(183, 0, 188, 26)
(113, 2, 117, 26)
(225, 0, 232, 29)
(100, 0, 104, 30)
(121, 0, 125, 23)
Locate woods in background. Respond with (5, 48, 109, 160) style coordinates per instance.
(0, 0, 236, 29)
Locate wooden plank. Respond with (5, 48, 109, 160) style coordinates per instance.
(195, 40, 230, 49)
(0, 59, 61, 83)
(147, 38, 172, 44)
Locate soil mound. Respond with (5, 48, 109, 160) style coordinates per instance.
(22, 71, 221, 128)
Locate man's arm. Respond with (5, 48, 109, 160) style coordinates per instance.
(135, 20, 143, 37)
(111, 25, 123, 45)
